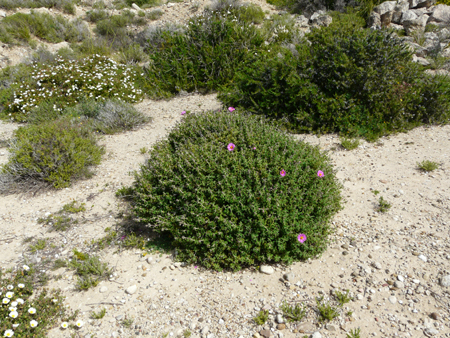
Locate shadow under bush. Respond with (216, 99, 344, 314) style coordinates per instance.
(0, 118, 104, 193)
(130, 109, 342, 271)
(219, 21, 450, 140)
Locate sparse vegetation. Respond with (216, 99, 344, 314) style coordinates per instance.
(253, 310, 269, 325)
(280, 300, 306, 322)
(334, 290, 352, 306)
(417, 160, 439, 172)
(316, 297, 340, 322)
(377, 196, 391, 213)
(340, 137, 360, 150)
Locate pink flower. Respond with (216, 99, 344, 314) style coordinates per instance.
(228, 107, 235, 112)
(227, 143, 235, 151)
(253, 147, 256, 150)
(181, 111, 186, 115)
(297, 233, 307, 243)
(280, 169, 286, 177)
(317, 170, 324, 177)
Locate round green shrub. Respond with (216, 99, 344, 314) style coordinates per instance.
(131, 109, 342, 271)
(1, 118, 104, 191)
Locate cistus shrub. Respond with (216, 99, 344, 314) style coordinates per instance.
(6, 55, 143, 122)
(0, 118, 104, 192)
(219, 16, 450, 141)
(130, 109, 342, 271)
(140, 1, 265, 98)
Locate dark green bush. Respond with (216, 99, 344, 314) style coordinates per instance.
(0, 118, 104, 192)
(0, 0, 77, 14)
(130, 109, 342, 271)
(219, 21, 450, 140)
(86, 9, 109, 23)
(140, 3, 265, 98)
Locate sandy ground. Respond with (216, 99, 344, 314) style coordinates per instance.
(0, 1, 450, 337)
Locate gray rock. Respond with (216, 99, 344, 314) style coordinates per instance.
(392, 1, 410, 23)
(401, 10, 418, 24)
(374, 1, 397, 26)
(372, 262, 382, 270)
(125, 285, 137, 295)
(276, 314, 284, 324)
(438, 28, 450, 40)
(260, 329, 271, 338)
(440, 275, 450, 287)
(394, 281, 405, 288)
(0, 10, 6, 17)
(295, 15, 309, 27)
(429, 4, 450, 23)
(260, 265, 274, 275)
(368, 11, 381, 27)
(424, 328, 439, 336)
(325, 324, 337, 331)
(283, 273, 293, 281)
(418, 254, 428, 262)
(99, 286, 108, 293)
(310, 332, 322, 338)
(310, 11, 332, 27)
(412, 0, 434, 8)
(403, 15, 428, 35)
(131, 3, 142, 11)
(388, 296, 397, 304)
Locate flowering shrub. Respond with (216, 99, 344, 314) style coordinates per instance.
(130, 109, 342, 271)
(6, 55, 143, 122)
(0, 265, 78, 338)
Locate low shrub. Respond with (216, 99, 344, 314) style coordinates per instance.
(0, 11, 89, 45)
(0, 118, 104, 192)
(130, 109, 342, 271)
(0, 0, 77, 14)
(219, 17, 450, 140)
(86, 9, 110, 23)
(140, 1, 265, 98)
(5, 54, 143, 122)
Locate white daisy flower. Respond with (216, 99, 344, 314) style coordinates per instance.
(61, 322, 69, 329)
(4, 329, 14, 337)
(75, 319, 84, 328)
(30, 320, 38, 328)
(28, 307, 36, 314)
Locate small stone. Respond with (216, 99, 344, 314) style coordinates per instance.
(394, 281, 404, 289)
(342, 251, 349, 255)
(424, 328, 439, 336)
(99, 286, 108, 293)
(388, 296, 397, 304)
(169, 265, 175, 270)
(397, 275, 404, 282)
(276, 324, 286, 330)
(372, 262, 382, 270)
(440, 275, 450, 287)
(260, 265, 274, 275)
(325, 324, 337, 331)
(146, 257, 153, 264)
(412, 251, 420, 256)
(253, 333, 261, 338)
(310, 332, 322, 338)
(283, 273, 293, 281)
(418, 254, 427, 262)
(356, 294, 364, 300)
(201, 326, 209, 334)
(276, 314, 284, 324)
(430, 312, 440, 320)
(131, 3, 141, 10)
(259, 329, 271, 338)
(126, 285, 137, 295)
(341, 244, 349, 250)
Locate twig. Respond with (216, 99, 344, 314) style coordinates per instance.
(0, 236, 16, 242)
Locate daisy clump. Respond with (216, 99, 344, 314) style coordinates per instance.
(6, 54, 144, 122)
(128, 108, 343, 271)
(0, 265, 79, 337)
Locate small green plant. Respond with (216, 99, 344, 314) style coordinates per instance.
(183, 329, 192, 337)
(346, 310, 353, 317)
(121, 317, 134, 328)
(253, 310, 269, 325)
(62, 201, 86, 213)
(29, 239, 47, 253)
(140, 147, 148, 154)
(316, 297, 340, 322)
(68, 253, 112, 291)
(147, 9, 164, 20)
(372, 190, 380, 195)
(0, 118, 104, 192)
(91, 307, 107, 319)
(417, 160, 439, 172)
(334, 290, 352, 306)
(377, 196, 391, 213)
(347, 327, 361, 338)
(340, 137, 360, 150)
(280, 300, 306, 322)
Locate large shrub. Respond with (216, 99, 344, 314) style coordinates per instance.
(140, 2, 265, 98)
(130, 109, 342, 271)
(219, 17, 450, 140)
(0, 118, 104, 192)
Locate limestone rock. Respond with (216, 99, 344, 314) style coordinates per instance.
(260, 265, 274, 275)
